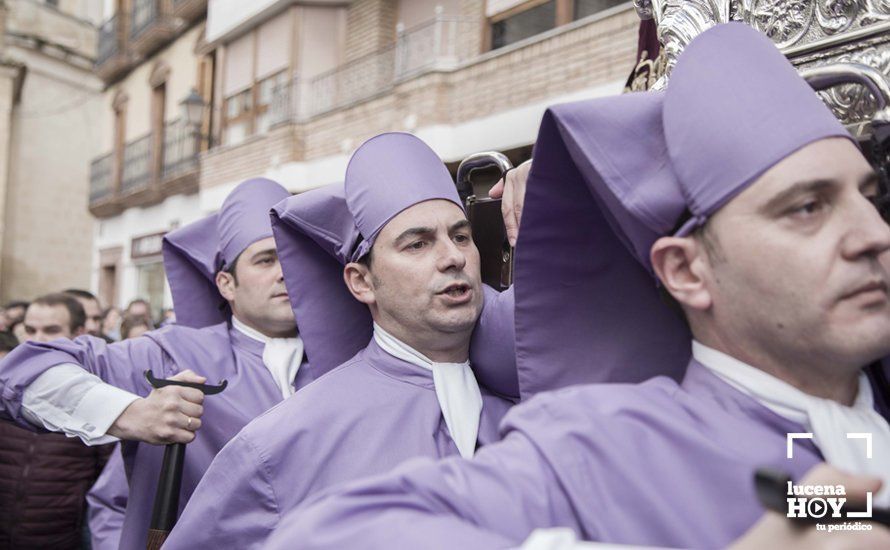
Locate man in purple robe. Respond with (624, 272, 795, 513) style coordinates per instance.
(163, 133, 516, 549)
(0, 178, 327, 549)
(262, 24, 890, 549)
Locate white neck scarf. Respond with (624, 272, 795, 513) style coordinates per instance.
(373, 323, 483, 459)
(232, 316, 304, 400)
(693, 340, 890, 506)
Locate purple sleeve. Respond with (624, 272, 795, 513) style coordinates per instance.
(0, 334, 175, 427)
(87, 446, 128, 550)
(264, 429, 578, 550)
(165, 433, 279, 550)
(470, 285, 519, 400)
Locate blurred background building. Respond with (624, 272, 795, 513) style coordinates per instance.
(0, 0, 103, 302)
(36, 0, 639, 314)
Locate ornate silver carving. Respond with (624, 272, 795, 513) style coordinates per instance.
(635, 0, 890, 129)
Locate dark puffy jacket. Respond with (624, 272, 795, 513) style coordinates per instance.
(0, 422, 113, 549)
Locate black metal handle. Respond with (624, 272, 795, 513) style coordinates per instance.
(143, 370, 228, 546)
(144, 370, 228, 394)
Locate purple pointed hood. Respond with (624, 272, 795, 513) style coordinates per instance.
(162, 214, 225, 328)
(346, 132, 463, 261)
(217, 178, 291, 269)
(514, 23, 852, 399)
(161, 178, 291, 328)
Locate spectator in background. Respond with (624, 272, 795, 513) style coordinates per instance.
(160, 307, 176, 327)
(124, 298, 153, 327)
(64, 289, 106, 339)
(0, 330, 17, 358)
(119, 313, 151, 340)
(9, 320, 26, 344)
(2, 300, 29, 330)
(0, 293, 113, 549)
(101, 307, 121, 341)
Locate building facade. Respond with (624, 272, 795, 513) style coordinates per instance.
(0, 0, 104, 302)
(89, 0, 209, 314)
(89, 0, 639, 315)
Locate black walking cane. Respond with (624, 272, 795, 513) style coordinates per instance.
(143, 370, 228, 550)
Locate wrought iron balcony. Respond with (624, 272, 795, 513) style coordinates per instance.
(121, 133, 152, 194)
(130, 0, 177, 56)
(90, 122, 201, 217)
(89, 153, 114, 201)
(269, 15, 478, 124)
(171, 0, 207, 23)
(96, 14, 130, 82)
(162, 119, 201, 184)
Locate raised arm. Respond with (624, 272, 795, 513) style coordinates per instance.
(0, 332, 203, 445)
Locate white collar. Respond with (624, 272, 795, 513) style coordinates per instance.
(232, 315, 299, 345)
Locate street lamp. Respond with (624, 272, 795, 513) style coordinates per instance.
(179, 88, 205, 129)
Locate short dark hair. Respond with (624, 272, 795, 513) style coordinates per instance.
(0, 331, 17, 353)
(64, 288, 99, 302)
(356, 248, 373, 269)
(120, 313, 152, 340)
(222, 250, 244, 285)
(4, 300, 29, 311)
(31, 293, 86, 333)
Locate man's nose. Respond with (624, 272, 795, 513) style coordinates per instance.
(436, 238, 467, 272)
(841, 193, 890, 261)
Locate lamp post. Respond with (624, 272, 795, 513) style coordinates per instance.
(179, 88, 206, 152)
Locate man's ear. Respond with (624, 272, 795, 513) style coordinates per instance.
(343, 263, 375, 306)
(650, 236, 712, 312)
(216, 270, 237, 302)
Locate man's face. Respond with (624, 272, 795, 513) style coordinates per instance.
(23, 304, 80, 343)
(700, 137, 890, 371)
(76, 297, 103, 336)
(217, 237, 295, 337)
(355, 200, 483, 343)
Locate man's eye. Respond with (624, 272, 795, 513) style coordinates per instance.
(24, 327, 35, 335)
(454, 234, 470, 244)
(408, 241, 426, 250)
(790, 199, 824, 217)
(257, 257, 274, 265)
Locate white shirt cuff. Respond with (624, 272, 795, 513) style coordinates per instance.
(69, 383, 140, 445)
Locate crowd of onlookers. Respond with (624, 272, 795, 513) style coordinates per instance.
(0, 290, 175, 549)
(0, 293, 175, 346)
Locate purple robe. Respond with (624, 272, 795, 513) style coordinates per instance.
(0, 322, 316, 550)
(86, 446, 127, 550)
(265, 361, 890, 549)
(164, 335, 514, 549)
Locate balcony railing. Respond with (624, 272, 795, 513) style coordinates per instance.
(270, 15, 478, 124)
(162, 119, 200, 179)
(121, 133, 152, 193)
(89, 153, 114, 202)
(97, 14, 123, 67)
(90, 122, 201, 215)
(131, 0, 161, 40)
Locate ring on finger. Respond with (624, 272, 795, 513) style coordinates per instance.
(186, 416, 193, 429)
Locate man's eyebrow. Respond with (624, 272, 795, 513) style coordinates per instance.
(760, 179, 837, 212)
(394, 227, 434, 244)
(249, 248, 277, 261)
(449, 219, 471, 232)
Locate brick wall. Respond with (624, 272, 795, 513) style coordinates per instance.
(200, 7, 638, 190)
(345, 0, 398, 62)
